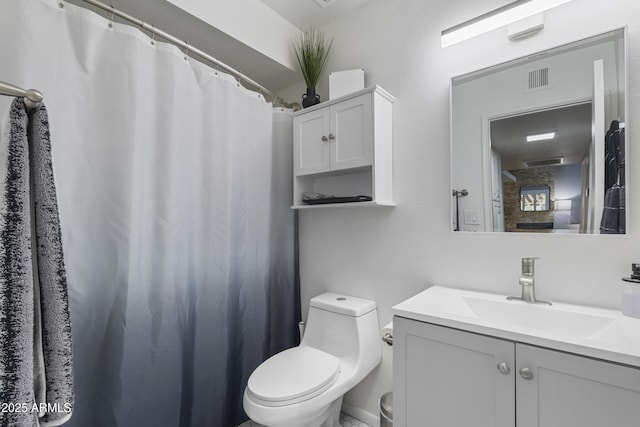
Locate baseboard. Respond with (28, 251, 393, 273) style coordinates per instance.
(341, 402, 379, 427)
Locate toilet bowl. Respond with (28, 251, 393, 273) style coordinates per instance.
(243, 293, 381, 427)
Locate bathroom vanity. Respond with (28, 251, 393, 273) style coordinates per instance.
(392, 286, 640, 427)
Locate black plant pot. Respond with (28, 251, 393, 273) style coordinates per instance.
(302, 87, 321, 108)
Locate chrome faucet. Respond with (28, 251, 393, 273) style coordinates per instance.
(507, 257, 551, 305)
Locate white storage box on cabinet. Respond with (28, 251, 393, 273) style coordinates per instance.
(292, 85, 395, 209)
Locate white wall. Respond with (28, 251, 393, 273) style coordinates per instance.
(278, 0, 640, 421)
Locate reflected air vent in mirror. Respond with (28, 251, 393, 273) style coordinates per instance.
(525, 158, 563, 168)
(528, 67, 549, 90)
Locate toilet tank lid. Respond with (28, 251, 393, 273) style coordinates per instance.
(310, 293, 376, 317)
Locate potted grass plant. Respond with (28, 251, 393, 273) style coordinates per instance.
(293, 28, 333, 108)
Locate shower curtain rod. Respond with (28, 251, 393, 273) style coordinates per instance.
(72, 0, 291, 107)
(0, 80, 43, 110)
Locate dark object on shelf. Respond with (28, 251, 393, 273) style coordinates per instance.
(516, 222, 553, 229)
(302, 87, 321, 108)
(302, 195, 373, 205)
(302, 192, 330, 201)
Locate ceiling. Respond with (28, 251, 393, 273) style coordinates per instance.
(258, 0, 372, 28)
(491, 103, 593, 171)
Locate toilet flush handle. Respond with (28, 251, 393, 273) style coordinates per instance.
(382, 332, 393, 346)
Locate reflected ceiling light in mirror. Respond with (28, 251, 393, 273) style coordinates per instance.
(441, 0, 572, 48)
(526, 131, 555, 142)
(524, 157, 563, 167)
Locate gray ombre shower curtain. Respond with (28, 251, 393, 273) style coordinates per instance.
(0, 1, 298, 426)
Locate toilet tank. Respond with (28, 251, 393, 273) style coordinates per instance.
(302, 293, 380, 371)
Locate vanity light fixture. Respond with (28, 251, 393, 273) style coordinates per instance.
(526, 131, 555, 142)
(441, 0, 572, 47)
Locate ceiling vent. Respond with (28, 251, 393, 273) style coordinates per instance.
(314, 0, 338, 7)
(524, 157, 563, 168)
(527, 67, 550, 91)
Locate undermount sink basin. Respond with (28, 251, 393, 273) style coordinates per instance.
(461, 296, 614, 337)
(392, 285, 640, 367)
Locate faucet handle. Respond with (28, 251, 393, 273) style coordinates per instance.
(521, 257, 539, 275)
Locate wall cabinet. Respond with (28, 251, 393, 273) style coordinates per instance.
(394, 317, 640, 427)
(294, 92, 372, 175)
(292, 86, 394, 208)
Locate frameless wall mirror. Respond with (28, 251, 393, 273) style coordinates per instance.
(451, 28, 626, 234)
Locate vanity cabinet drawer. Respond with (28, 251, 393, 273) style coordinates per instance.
(516, 343, 640, 427)
(394, 317, 640, 427)
(393, 318, 515, 427)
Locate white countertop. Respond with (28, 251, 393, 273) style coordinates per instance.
(392, 286, 640, 368)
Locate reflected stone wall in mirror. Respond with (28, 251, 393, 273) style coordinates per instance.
(451, 29, 626, 234)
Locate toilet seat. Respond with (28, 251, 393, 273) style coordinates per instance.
(246, 346, 340, 407)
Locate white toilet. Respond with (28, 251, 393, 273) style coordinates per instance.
(243, 292, 381, 427)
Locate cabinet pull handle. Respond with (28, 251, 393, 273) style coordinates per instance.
(497, 361, 510, 375)
(519, 367, 534, 380)
(321, 135, 328, 142)
(328, 133, 335, 140)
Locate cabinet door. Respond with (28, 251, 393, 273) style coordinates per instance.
(330, 93, 373, 171)
(293, 107, 330, 176)
(492, 201, 504, 232)
(516, 344, 640, 427)
(394, 318, 515, 427)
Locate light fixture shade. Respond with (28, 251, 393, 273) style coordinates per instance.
(441, 0, 572, 47)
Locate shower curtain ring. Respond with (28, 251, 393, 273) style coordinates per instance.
(58, 1, 64, 9)
(183, 42, 189, 61)
(108, 7, 115, 28)
(150, 25, 156, 46)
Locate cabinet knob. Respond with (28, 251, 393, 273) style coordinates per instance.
(519, 367, 534, 380)
(328, 133, 335, 140)
(497, 361, 510, 375)
(321, 135, 328, 142)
